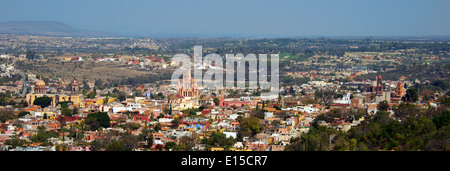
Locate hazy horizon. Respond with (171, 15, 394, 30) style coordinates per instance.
(1, 0, 450, 38)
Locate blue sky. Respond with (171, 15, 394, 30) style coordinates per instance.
(1, 0, 449, 37)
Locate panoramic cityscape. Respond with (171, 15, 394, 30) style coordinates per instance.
(0, 0, 449, 157)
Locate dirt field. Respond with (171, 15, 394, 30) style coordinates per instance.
(19, 60, 173, 85)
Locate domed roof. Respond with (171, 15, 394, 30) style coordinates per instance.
(169, 95, 178, 100)
(36, 76, 46, 86)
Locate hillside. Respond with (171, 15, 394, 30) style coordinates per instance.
(0, 21, 113, 37)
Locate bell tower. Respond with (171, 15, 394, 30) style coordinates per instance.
(72, 79, 79, 94)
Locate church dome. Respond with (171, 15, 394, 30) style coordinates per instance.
(169, 95, 178, 100)
(36, 76, 46, 86)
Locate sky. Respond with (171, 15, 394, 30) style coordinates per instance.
(1, 0, 450, 37)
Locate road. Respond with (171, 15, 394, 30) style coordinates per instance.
(12, 59, 28, 97)
(17, 69, 28, 97)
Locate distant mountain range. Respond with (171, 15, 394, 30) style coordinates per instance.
(1, 21, 449, 40)
(0, 21, 116, 37)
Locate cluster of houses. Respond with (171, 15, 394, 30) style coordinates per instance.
(0, 54, 441, 151)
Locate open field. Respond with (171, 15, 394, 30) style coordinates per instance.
(16, 60, 173, 85)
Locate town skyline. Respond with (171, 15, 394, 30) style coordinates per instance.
(0, 34, 449, 152)
(1, 1, 449, 163)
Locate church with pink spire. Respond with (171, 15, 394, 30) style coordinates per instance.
(177, 69, 199, 98)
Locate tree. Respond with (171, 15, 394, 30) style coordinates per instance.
(239, 117, 261, 135)
(30, 126, 59, 144)
(402, 88, 418, 102)
(314, 90, 337, 106)
(86, 92, 96, 99)
(424, 125, 450, 151)
(0, 108, 15, 123)
(202, 131, 234, 148)
(33, 96, 52, 108)
(81, 89, 88, 96)
(84, 112, 110, 131)
(18, 111, 30, 118)
(373, 110, 391, 125)
(57, 116, 67, 129)
(26, 51, 36, 60)
(123, 134, 138, 151)
(377, 100, 389, 111)
(213, 97, 221, 106)
(154, 123, 162, 132)
(182, 108, 197, 117)
(433, 110, 450, 129)
(394, 103, 419, 120)
(58, 101, 72, 108)
(4, 138, 27, 148)
(323, 108, 348, 123)
(106, 139, 126, 151)
(61, 107, 73, 117)
(164, 141, 177, 151)
(138, 127, 153, 148)
(171, 117, 181, 128)
(72, 107, 79, 115)
(116, 91, 127, 101)
(84, 117, 101, 131)
(177, 135, 199, 151)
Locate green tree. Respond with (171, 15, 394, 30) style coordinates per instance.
(239, 117, 261, 135)
(433, 110, 450, 129)
(177, 135, 199, 151)
(33, 96, 52, 108)
(84, 112, 110, 131)
(373, 110, 391, 125)
(4, 138, 27, 148)
(116, 91, 126, 101)
(377, 100, 389, 111)
(402, 88, 418, 102)
(26, 51, 36, 60)
(394, 103, 419, 119)
(213, 97, 221, 106)
(18, 111, 30, 118)
(424, 125, 450, 151)
(138, 127, 153, 148)
(106, 139, 126, 151)
(181, 108, 197, 117)
(58, 101, 72, 108)
(314, 90, 337, 106)
(123, 134, 138, 151)
(61, 107, 73, 117)
(154, 123, 162, 132)
(81, 89, 88, 96)
(86, 92, 96, 99)
(0, 108, 16, 123)
(164, 141, 177, 151)
(171, 117, 181, 128)
(202, 131, 234, 148)
(72, 107, 79, 115)
(30, 126, 59, 143)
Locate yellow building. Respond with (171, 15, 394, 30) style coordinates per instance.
(83, 97, 116, 105)
(26, 78, 80, 107)
(62, 57, 72, 62)
(43, 111, 58, 120)
(26, 94, 80, 107)
(210, 147, 224, 151)
(26, 94, 57, 107)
